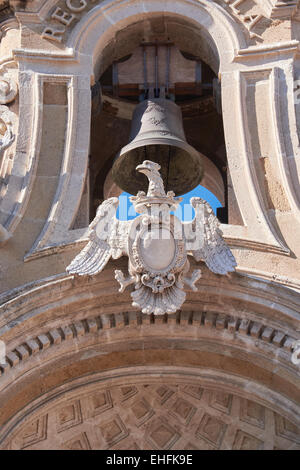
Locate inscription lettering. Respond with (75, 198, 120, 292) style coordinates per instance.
(42, 26, 65, 42)
(41, 0, 266, 44)
(51, 7, 75, 26)
(42, 0, 92, 42)
(66, 0, 88, 12)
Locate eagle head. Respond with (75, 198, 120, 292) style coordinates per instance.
(136, 160, 161, 176)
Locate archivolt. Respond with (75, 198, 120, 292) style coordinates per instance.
(67, 0, 246, 75)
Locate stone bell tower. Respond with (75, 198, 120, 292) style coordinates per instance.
(0, 0, 299, 450)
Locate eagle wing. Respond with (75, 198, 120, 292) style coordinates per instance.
(184, 197, 237, 275)
(67, 197, 128, 276)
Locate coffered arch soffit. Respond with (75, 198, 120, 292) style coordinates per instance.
(1, 368, 299, 450)
(0, 265, 299, 446)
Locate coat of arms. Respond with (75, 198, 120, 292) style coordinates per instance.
(67, 161, 237, 315)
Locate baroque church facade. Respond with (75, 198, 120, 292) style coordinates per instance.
(0, 0, 299, 450)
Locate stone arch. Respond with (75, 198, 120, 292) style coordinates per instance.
(66, 0, 246, 76)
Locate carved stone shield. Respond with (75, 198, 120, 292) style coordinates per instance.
(127, 214, 188, 314)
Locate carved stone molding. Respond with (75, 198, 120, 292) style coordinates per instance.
(261, 0, 298, 18)
(12, 0, 246, 57)
(0, 72, 18, 105)
(0, 0, 298, 452)
(1, 266, 299, 328)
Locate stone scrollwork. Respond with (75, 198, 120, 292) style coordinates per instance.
(0, 72, 18, 105)
(0, 105, 15, 160)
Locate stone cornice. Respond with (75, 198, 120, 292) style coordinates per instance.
(12, 47, 76, 61)
(0, 306, 298, 380)
(234, 40, 300, 61)
(0, 268, 299, 339)
(260, 0, 298, 18)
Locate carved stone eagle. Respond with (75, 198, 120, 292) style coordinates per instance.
(67, 160, 237, 315)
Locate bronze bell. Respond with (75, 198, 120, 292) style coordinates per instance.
(111, 98, 204, 195)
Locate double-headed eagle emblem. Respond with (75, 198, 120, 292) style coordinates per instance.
(67, 161, 236, 315)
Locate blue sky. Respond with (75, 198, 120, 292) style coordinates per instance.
(117, 184, 222, 221)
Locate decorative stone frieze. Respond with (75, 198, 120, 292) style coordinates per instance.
(0, 308, 298, 377)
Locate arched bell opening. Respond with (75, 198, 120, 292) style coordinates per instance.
(85, 15, 233, 225)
